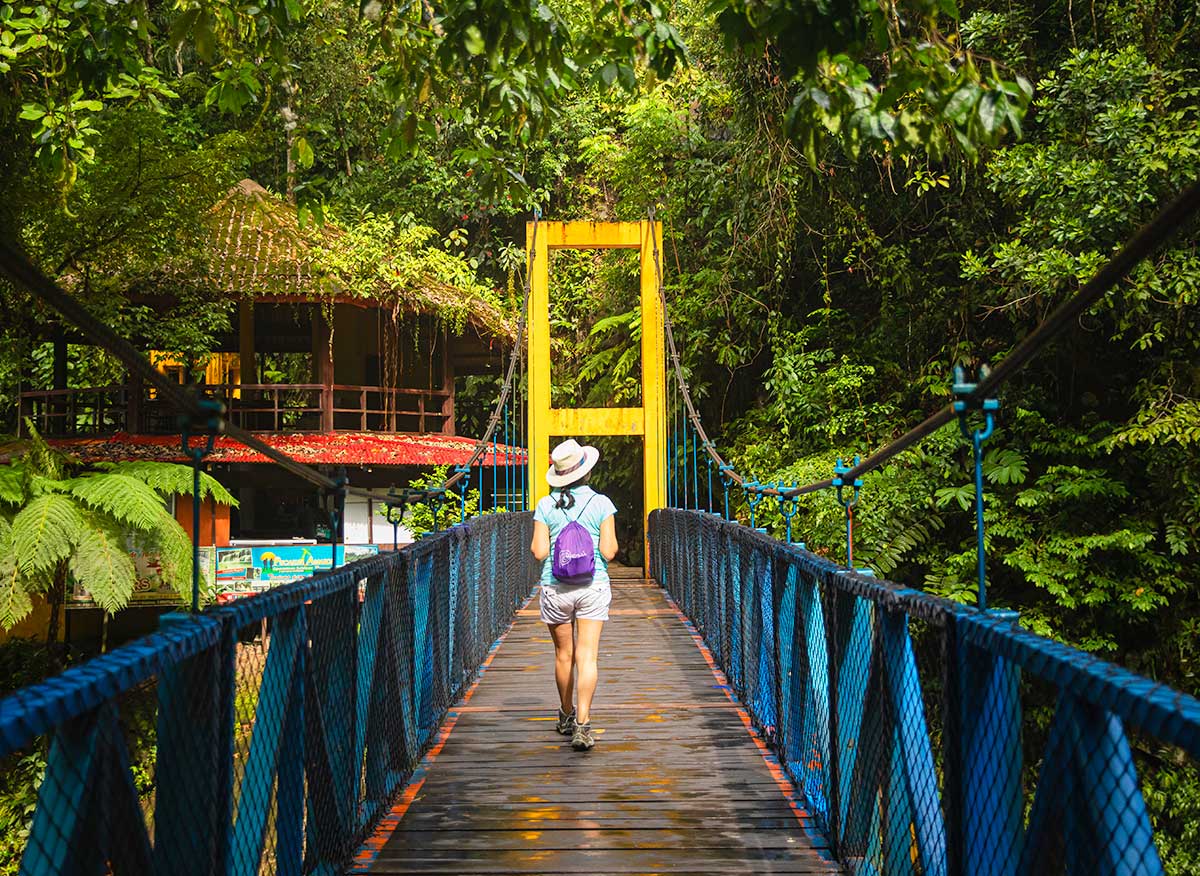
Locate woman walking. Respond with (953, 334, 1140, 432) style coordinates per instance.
(531, 439, 619, 751)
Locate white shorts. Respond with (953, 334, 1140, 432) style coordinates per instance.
(539, 585, 612, 624)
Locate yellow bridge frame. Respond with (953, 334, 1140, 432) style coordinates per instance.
(526, 221, 667, 555)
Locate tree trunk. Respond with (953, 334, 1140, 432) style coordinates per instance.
(282, 79, 298, 202)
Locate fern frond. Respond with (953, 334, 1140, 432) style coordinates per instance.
(0, 464, 24, 505)
(21, 421, 67, 480)
(98, 462, 238, 506)
(134, 517, 193, 597)
(70, 474, 171, 532)
(70, 514, 137, 615)
(0, 519, 33, 629)
(28, 474, 72, 497)
(12, 494, 85, 574)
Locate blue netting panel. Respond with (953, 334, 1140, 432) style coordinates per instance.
(0, 511, 536, 876)
(650, 508, 1200, 876)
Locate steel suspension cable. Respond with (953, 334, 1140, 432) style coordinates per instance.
(649, 178, 1200, 501)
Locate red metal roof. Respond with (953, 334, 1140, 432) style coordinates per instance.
(50, 432, 526, 467)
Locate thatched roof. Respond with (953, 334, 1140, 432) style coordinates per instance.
(208, 179, 334, 297)
(202, 180, 514, 341)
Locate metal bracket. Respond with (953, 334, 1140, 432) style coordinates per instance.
(775, 482, 800, 544)
(833, 456, 862, 569)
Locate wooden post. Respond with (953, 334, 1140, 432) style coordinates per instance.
(441, 331, 455, 436)
(126, 373, 141, 433)
(238, 301, 257, 385)
(52, 330, 68, 436)
(314, 306, 334, 432)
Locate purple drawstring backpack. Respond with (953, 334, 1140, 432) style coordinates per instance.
(551, 493, 597, 586)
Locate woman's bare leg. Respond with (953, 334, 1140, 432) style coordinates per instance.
(548, 622, 575, 714)
(574, 618, 604, 725)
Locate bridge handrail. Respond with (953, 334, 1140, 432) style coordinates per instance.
(0, 511, 537, 875)
(0, 615, 222, 753)
(651, 507, 1200, 873)
(744, 524, 1200, 756)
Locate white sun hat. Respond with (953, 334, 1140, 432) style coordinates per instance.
(545, 438, 600, 488)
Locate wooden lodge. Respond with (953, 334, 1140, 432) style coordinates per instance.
(18, 180, 520, 548)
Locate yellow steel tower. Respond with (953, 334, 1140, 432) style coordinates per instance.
(526, 221, 667, 558)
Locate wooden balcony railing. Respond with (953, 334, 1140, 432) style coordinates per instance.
(18, 384, 453, 437)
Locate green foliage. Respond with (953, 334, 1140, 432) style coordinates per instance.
(709, 0, 1032, 163)
(94, 462, 237, 506)
(0, 428, 235, 628)
(383, 465, 493, 537)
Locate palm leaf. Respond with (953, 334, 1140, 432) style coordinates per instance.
(70, 473, 173, 532)
(70, 514, 137, 615)
(97, 462, 238, 506)
(12, 494, 85, 574)
(0, 464, 24, 505)
(0, 519, 33, 628)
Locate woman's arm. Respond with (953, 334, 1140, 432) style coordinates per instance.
(599, 515, 618, 562)
(531, 519, 550, 561)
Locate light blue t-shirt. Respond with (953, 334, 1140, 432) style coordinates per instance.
(534, 486, 617, 589)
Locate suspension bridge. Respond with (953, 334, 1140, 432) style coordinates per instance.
(1, 184, 1200, 876)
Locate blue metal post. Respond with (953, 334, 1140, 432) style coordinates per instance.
(504, 399, 511, 509)
(832, 457, 862, 569)
(667, 399, 676, 507)
(691, 424, 700, 510)
(953, 366, 999, 612)
(456, 465, 470, 523)
(706, 446, 714, 513)
(719, 465, 732, 520)
(682, 412, 690, 509)
(957, 610, 1022, 876)
(745, 481, 763, 528)
(777, 484, 799, 544)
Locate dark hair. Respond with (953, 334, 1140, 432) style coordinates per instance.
(552, 474, 591, 510)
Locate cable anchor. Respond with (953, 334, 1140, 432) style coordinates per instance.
(775, 482, 800, 544)
(454, 464, 472, 524)
(953, 365, 999, 612)
(326, 468, 349, 569)
(383, 491, 408, 551)
(718, 464, 734, 521)
(745, 480, 765, 529)
(832, 457, 862, 569)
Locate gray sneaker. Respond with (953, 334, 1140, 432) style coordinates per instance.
(571, 722, 596, 751)
(556, 708, 576, 735)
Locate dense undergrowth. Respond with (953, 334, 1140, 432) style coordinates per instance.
(1, 0, 1198, 868)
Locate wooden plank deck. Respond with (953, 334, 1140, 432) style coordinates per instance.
(354, 568, 836, 874)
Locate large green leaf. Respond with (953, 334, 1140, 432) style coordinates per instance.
(96, 462, 238, 506)
(0, 519, 33, 629)
(70, 473, 175, 531)
(135, 518, 194, 598)
(12, 494, 85, 574)
(70, 515, 137, 615)
(0, 464, 24, 505)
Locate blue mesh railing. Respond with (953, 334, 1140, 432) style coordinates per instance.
(0, 511, 536, 876)
(651, 508, 1200, 875)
